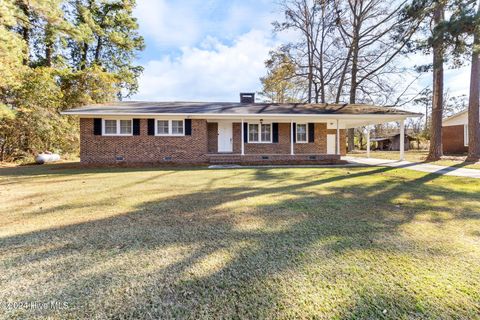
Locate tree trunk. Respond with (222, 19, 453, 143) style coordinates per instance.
(358, 128, 364, 149)
(94, 36, 102, 64)
(467, 2, 480, 161)
(334, 47, 352, 103)
(307, 44, 313, 103)
(20, 3, 31, 65)
(45, 24, 53, 67)
(0, 138, 6, 162)
(426, 3, 444, 161)
(81, 43, 89, 70)
(347, 11, 361, 153)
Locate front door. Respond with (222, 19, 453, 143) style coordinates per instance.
(327, 134, 336, 154)
(218, 122, 233, 152)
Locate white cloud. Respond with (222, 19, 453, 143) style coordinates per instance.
(445, 66, 470, 97)
(134, 0, 280, 48)
(133, 30, 276, 101)
(134, 0, 202, 47)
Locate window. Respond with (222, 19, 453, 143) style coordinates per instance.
(249, 124, 258, 142)
(103, 119, 132, 136)
(120, 120, 132, 135)
(296, 124, 307, 143)
(155, 119, 185, 136)
(104, 120, 117, 135)
(261, 124, 271, 142)
(464, 124, 469, 146)
(172, 120, 184, 135)
(157, 120, 169, 135)
(248, 123, 271, 143)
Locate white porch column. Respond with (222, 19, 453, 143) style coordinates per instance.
(290, 119, 294, 155)
(366, 126, 370, 158)
(399, 119, 405, 161)
(336, 119, 340, 155)
(241, 118, 245, 156)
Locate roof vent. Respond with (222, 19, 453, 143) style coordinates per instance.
(240, 92, 255, 103)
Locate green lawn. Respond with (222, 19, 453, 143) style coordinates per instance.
(348, 150, 480, 170)
(1, 164, 479, 319)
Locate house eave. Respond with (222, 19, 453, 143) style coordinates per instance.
(61, 111, 420, 119)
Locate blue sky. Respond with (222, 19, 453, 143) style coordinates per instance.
(131, 0, 470, 108)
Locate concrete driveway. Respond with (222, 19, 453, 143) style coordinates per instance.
(343, 156, 480, 179)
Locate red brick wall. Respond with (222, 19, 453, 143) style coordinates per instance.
(207, 123, 218, 153)
(80, 118, 348, 164)
(442, 125, 468, 154)
(80, 118, 209, 163)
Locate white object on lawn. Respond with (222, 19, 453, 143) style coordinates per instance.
(35, 153, 60, 164)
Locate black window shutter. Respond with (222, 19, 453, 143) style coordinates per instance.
(292, 123, 296, 143)
(93, 118, 102, 135)
(243, 122, 248, 143)
(185, 119, 192, 135)
(308, 123, 315, 143)
(147, 119, 155, 136)
(133, 119, 140, 135)
(272, 123, 279, 143)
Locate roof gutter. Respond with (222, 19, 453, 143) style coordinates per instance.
(60, 112, 421, 119)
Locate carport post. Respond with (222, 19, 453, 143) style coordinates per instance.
(366, 126, 370, 158)
(336, 119, 340, 155)
(241, 118, 245, 155)
(290, 119, 294, 155)
(400, 119, 405, 161)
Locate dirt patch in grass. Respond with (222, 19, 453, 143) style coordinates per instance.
(1, 165, 479, 318)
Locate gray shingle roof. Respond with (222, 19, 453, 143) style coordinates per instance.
(62, 101, 420, 116)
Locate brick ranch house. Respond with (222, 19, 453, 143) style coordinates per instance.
(62, 93, 420, 165)
(442, 110, 476, 154)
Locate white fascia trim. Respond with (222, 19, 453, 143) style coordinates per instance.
(61, 112, 418, 120)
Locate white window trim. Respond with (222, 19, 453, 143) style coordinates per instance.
(102, 119, 133, 136)
(155, 119, 185, 136)
(296, 123, 308, 143)
(248, 122, 272, 143)
(464, 124, 469, 146)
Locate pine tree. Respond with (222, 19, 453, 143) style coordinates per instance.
(69, 0, 145, 98)
(466, 1, 480, 161)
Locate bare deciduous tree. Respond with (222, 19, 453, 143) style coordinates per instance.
(334, 0, 421, 151)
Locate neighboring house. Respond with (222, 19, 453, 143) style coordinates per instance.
(62, 93, 420, 164)
(371, 133, 412, 151)
(442, 110, 470, 154)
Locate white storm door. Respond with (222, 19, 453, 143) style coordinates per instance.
(327, 134, 336, 155)
(218, 122, 233, 152)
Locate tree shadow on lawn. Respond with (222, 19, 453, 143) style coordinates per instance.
(1, 167, 479, 319)
(0, 162, 211, 180)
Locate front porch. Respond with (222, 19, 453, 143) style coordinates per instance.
(204, 114, 410, 164)
(206, 119, 346, 164)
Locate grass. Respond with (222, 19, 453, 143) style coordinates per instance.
(1, 163, 480, 319)
(348, 150, 480, 170)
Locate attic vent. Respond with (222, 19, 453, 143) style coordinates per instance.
(240, 92, 255, 103)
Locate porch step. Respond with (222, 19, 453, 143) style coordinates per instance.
(209, 156, 243, 164)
